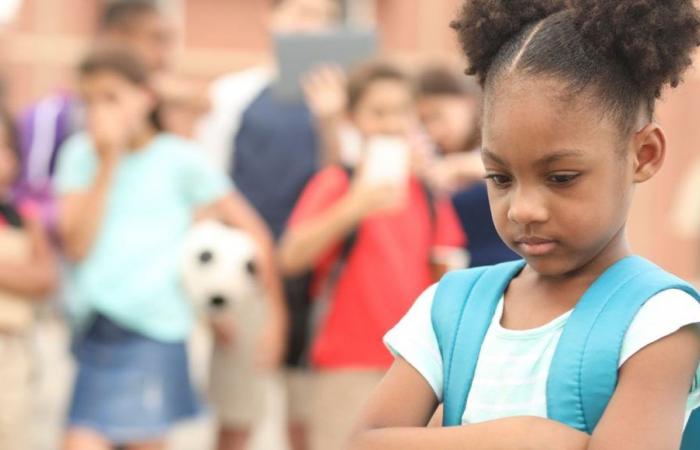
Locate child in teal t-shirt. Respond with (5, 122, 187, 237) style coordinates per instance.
(348, 1, 700, 449)
(56, 47, 287, 449)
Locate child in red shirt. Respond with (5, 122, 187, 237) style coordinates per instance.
(278, 62, 465, 450)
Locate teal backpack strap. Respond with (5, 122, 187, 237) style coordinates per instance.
(548, 255, 700, 433)
(682, 410, 700, 450)
(432, 260, 526, 426)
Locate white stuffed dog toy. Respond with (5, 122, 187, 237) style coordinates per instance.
(181, 220, 261, 316)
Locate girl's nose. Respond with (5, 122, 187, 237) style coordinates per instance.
(507, 187, 549, 225)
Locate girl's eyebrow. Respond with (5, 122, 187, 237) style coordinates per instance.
(481, 148, 585, 167)
(533, 149, 585, 167)
(481, 148, 508, 166)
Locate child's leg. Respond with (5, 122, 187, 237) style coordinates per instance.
(309, 370, 384, 450)
(125, 441, 166, 450)
(62, 428, 111, 450)
(209, 301, 267, 450)
(216, 427, 251, 450)
(285, 369, 312, 450)
(0, 335, 31, 450)
(287, 422, 307, 450)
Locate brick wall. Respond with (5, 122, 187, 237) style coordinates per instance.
(1, 0, 698, 277)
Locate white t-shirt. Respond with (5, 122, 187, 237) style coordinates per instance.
(384, 285, 700, 426)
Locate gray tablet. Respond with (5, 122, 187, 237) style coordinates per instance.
(273, 28, 378, 102)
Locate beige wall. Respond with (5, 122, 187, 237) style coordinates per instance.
(1, 0, 698, 278)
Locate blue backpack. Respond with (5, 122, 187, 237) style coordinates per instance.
(431, 256, 700, 448)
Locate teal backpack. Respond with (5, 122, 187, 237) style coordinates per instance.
(431, 256, 700, 448)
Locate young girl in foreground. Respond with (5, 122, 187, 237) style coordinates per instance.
(56, 47, 286, 450)
(348, 0, 700, 449)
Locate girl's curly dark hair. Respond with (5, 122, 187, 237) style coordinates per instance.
(451, 0, 700, 131)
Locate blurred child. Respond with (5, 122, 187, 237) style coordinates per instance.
(56, 46, 286, 450)
(0, 104, 57, 449)
(278, 62, 465, 450)
(199, 2, 342, 449)
(417, 66, 518, 267)
(349, 1, 700, 449)
(17, 0, 203, 234)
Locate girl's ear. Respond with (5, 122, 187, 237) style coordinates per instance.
(631, 122, 666, 183)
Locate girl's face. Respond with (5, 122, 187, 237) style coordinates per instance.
(0, 126, 17, 195)
(79, 70, 155, 139)
(418, 94, 479, 154)
(351, 79, 416, 138)
(482, 76, 638, 278)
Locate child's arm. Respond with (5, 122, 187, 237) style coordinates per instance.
(0, 216, 57, 298)
(278, 176, 403, 276)
(586, 324, 700, 449)
(214, 191, 288, 370)
(425, 151, 485, 194)
(58, 156, 117, 262)
(303, 66, 347, 166)
(351, 325, 699, 450)
(348, 356, 589, 450)
(58, 104, 124, 262)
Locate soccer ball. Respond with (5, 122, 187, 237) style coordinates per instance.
(181, 220, 261, 315)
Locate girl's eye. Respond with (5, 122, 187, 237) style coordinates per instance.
(547, 173, 579, 185)
(485, 174, 512, 188)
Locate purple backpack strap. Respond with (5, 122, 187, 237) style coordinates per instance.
(15, 92, 82, 235)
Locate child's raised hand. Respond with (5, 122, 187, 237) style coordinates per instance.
(302, 65, 348, 121)
(347, 170, 407, 219)
(425, 151, 485, 194)
(87, 103, 128, 162)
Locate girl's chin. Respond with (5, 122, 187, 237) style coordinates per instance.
(521, 255, 582, 279)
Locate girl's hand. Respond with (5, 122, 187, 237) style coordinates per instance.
(303, 65, 348, 121)
(87, 103, 128, 162)
(346, 172, 406, 219)
(407, 129, 436, 179)
(426, 152, 485, 194)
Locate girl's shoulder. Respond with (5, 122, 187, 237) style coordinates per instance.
(60, 132, 95, 159)
(151, 132, 193, 152)
(621, 288, 700, 367)
(303, 165, 353, 194)
(152, 133, 209, 160)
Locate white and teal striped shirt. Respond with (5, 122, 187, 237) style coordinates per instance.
(385, 285, 700, 426)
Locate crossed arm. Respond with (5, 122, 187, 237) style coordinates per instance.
(0, 215, 57, 298)
(348, 325, 700, 450)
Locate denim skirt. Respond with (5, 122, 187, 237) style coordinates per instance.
(67, 314, 201, 444)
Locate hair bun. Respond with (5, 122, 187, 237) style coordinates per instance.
(573, 0, 700, 98)
(451, 0, 566, 84)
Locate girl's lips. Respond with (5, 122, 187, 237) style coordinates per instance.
(515, 238, 557, 256)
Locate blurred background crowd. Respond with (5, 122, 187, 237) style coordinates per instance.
(0, 1, 699, 450)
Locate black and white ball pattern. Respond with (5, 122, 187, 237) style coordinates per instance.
(181, 220, 261, 315)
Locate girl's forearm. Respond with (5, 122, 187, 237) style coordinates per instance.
(277, 194, 361, 276)
(0, 217, 58, 298)
(349, 416, 589, 450)
(60, 159, 116, 261)
(0, 262, 56, 298)
(315, 115, 344, 166)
